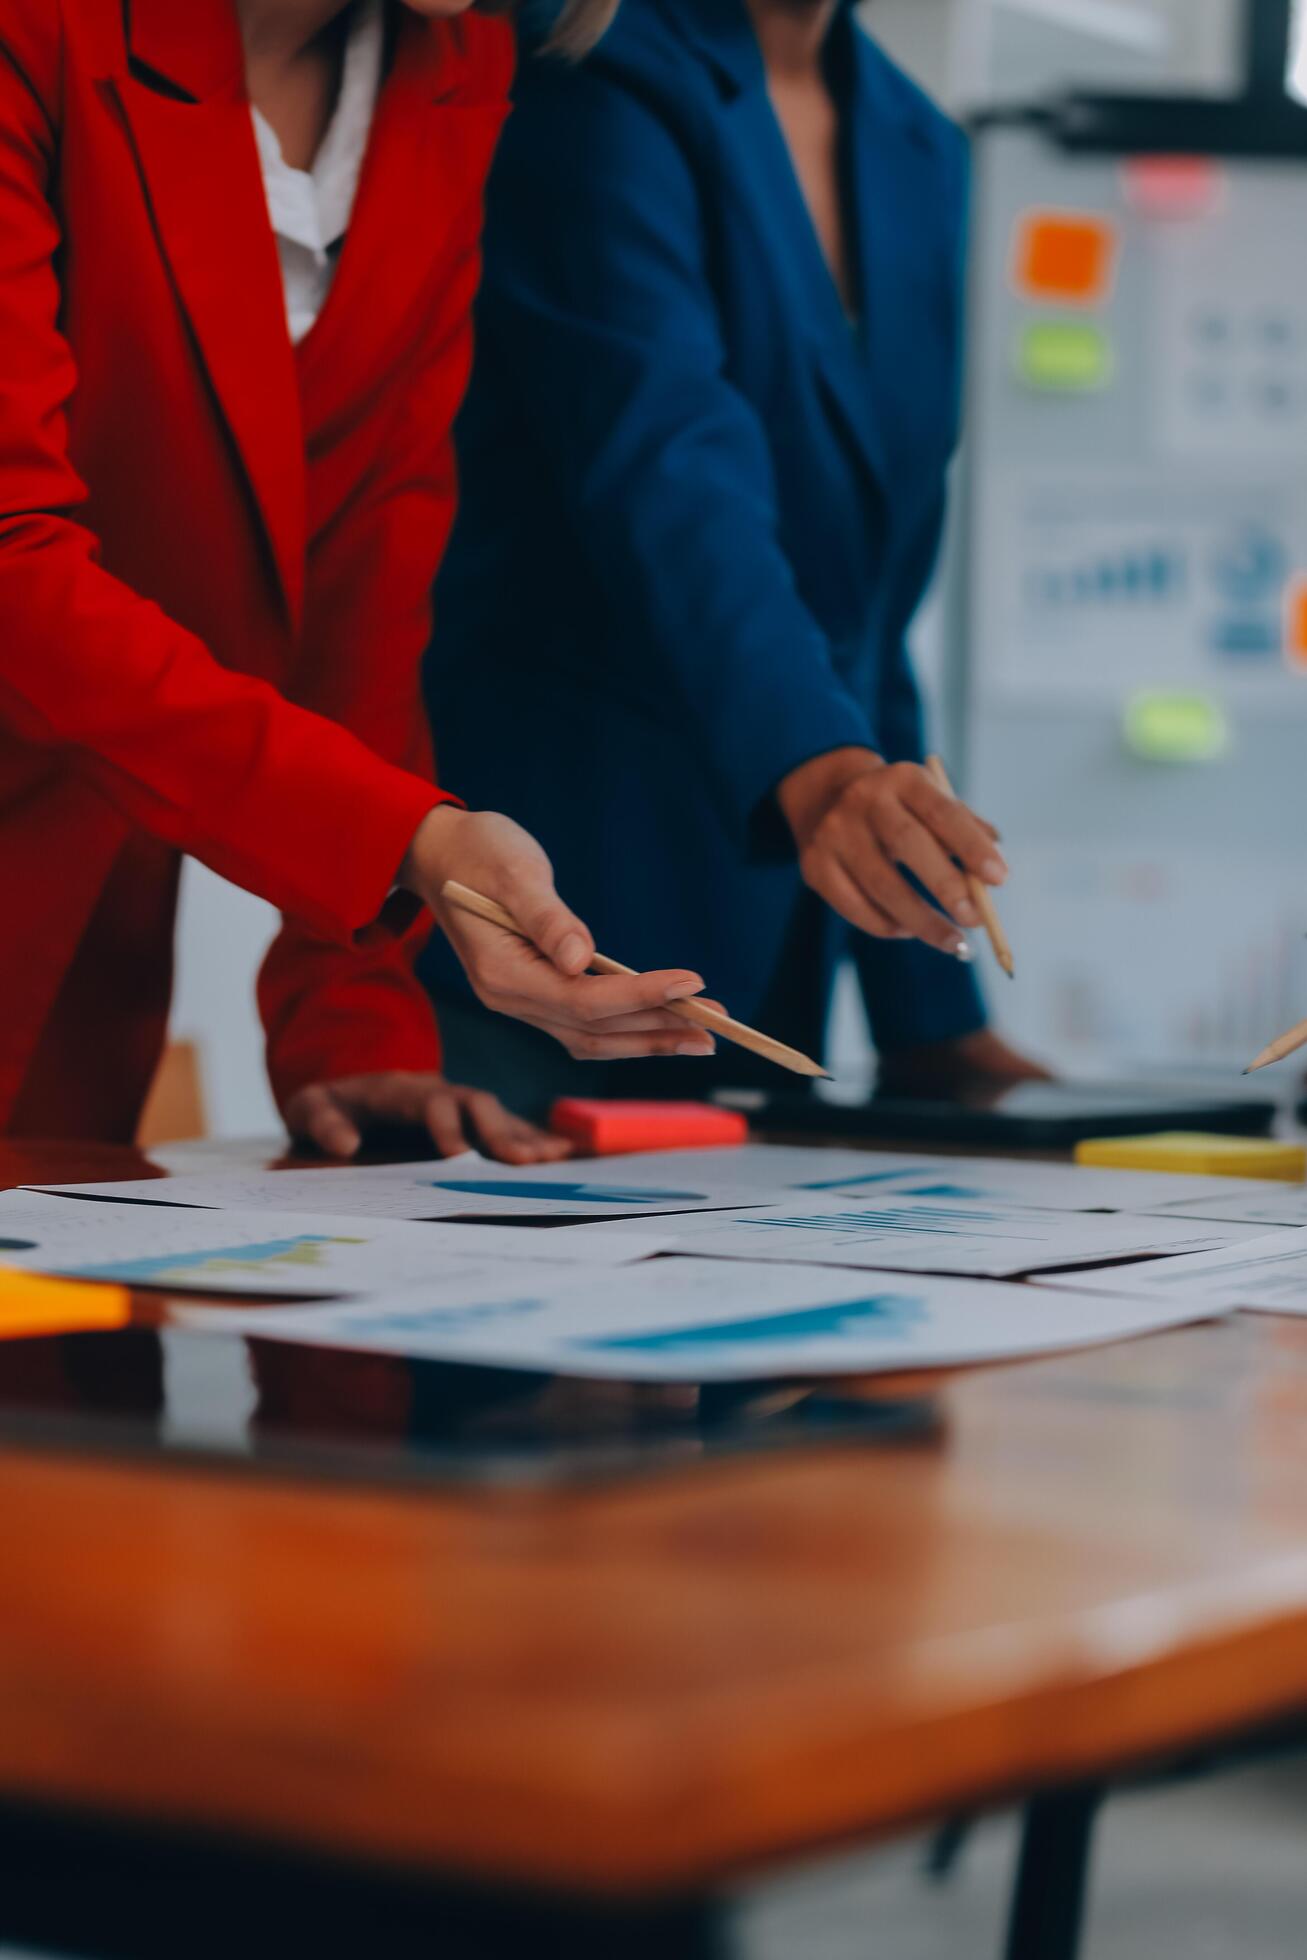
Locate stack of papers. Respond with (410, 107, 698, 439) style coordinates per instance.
(16, 1142, 1307, 1380)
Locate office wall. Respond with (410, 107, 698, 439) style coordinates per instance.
(170, 864, 279, 1138)
(869, 0, 1242, 109)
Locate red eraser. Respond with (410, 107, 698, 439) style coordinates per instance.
(548, 1099, 749, 1156)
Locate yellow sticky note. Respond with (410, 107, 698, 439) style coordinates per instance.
(1076, 1134, 1306, 1182)
(0, 1267, 131, 1339)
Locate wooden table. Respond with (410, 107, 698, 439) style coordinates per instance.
(4, 1139, 1307, 1958)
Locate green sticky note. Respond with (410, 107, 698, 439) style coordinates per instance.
(1016, 322, 1113, 392)
(1123, 691, 1229, 763)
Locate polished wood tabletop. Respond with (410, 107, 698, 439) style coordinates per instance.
(4, 1137, 1307, 1896)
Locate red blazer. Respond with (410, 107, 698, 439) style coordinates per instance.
(0, 0, 511, 1137)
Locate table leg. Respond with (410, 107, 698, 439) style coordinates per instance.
(1002, 1786, 1104, 1960)
(923, 1813, 976, 1881)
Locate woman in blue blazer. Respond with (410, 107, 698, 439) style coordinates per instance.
(422, 0, 1042, 1110)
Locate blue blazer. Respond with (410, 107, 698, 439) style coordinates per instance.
(423, 0, 985, 1055)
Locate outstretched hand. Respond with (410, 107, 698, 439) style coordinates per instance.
(779, 748, 1007, 958)
(401, 806, 719, 1062)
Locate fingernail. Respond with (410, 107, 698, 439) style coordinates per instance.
(666, 979, 705, 1002)
(558, 933, 589, 973)
(677, 1039, 715, 1056)
(981, 855, 1008, 884)
(955, 898, 980, 927)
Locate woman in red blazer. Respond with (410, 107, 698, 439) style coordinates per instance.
(0, 0, 713, 1158)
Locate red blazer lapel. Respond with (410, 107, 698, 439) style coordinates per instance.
(106, 0, 306, 627)
(297, 13, 508, 401)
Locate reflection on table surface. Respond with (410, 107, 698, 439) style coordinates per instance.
(0, 1325, 937, 1489)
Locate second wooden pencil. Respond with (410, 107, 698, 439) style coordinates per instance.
(924, 755, 1015, 979)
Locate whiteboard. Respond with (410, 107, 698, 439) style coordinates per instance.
(964, 129, 1307, 708)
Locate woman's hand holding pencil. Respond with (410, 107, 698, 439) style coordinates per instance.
(777, 747, 1010, 967)
(402, 807, 718, 1062)
(439, 880, 828, 1079)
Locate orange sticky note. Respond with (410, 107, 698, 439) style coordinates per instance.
(1013, 211, 1118, 305)
(1285, 577, 1307, 671)
(549, 1099, 749, 1156)
(0, 1267, 131, 1340)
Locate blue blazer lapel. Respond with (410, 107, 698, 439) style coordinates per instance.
(720, 104, 890, 496)
(847, 24, 961, 491)
(681, 0, 891, 496)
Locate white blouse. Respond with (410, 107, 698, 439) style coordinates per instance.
(250, 0, 384, 345)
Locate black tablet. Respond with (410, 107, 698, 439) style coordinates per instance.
(759, 1079, 1279, 1150)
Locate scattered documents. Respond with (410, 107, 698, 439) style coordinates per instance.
(0, 1192, 665, 1297)
(1036, 1230, 1307, 1317)
(591, 1196, 1254, 1277)
(174, 1260, 1215, 1382)
(7, 1137, 1271, 1377)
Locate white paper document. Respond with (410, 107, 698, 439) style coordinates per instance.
(28, 1145, 928, 1222)
(590, 1196, 1254, 1278)
(174, 1258, 1214, 1381)
(1153, 1186, 1307, 1228)
(812, 1156, 1258, 1216)
(543, 1147, 1255, 1217)
(0, 1191, 665, 1296)
(1035, 1230, 1307, 1317)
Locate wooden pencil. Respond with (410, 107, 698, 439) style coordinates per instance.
(440, 880, 830, 1079)
(924, 755, 1015, 979)
(1246, 1017, 1307, 1074)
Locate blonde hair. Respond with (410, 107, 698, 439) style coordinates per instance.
(479, 0, 620, 60)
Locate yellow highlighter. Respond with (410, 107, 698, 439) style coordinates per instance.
(1076, 1133, 1307, 1183)
(0, 1267, 131, 1340)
